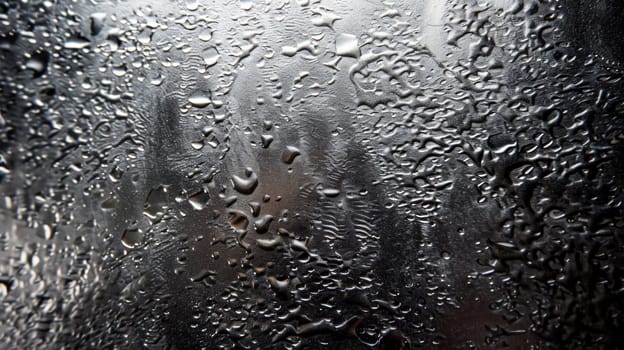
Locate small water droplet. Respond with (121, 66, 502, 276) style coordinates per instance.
(202, 47, 220, 67)
(261, 134, 274, 148)
(281, 146, 301, 164)
(336, 33, 359, 57)
(189, 93, 212, 108)
(232, 168, 258, 194)
(240, 0, 253, 10)
(322, 188, 340, 197)
(121, 228, 142, 249)
(64, 37, 90, 49)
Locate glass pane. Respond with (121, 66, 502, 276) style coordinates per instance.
(0, 0, 622, 348)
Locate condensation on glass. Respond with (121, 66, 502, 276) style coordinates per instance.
(0, 0, 622, 349)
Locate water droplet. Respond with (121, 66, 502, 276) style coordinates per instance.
(322, 188, 340, 197)
(188, 191, 208, 210)
(336, 33, 359, 57)
(281, 146, 301, 164)
(228, 210, 249, 231)
(64, 37, 90, 49)
(232, 168, 258, 194)
(240, 0, 253, 10)
(121, 229, 142, 249)
(261, 134, 274, 148)
(189, 93, 212, 108)
(202, 47, 220, 67)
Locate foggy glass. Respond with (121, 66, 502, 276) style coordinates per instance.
(0, 0, 623, 349)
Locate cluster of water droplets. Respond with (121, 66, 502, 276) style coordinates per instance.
(0, 0, 622, 349)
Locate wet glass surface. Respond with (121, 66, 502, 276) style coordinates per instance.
(0, 0, 623, 349)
